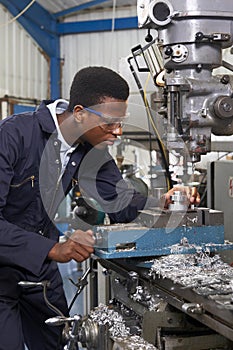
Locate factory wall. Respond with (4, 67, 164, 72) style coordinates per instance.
(0, 3, 151, 108)
(59, 6, 151, 98)
(0, 4, 49, 101)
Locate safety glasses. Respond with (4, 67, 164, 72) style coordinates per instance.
(84, 107, 129, 131)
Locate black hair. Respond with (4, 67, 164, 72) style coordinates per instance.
(68, 66, 129, 112)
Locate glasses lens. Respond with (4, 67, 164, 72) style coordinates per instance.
(102, 119, 124, 129)
(101, 113, 129, 129)
(84, 107, 129, 131)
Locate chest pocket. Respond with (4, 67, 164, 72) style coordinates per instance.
(9, 171, 38, 207)
(10, 175, 35, 189)
(6, 170, 43, 225)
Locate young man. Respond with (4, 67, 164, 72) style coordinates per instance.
(0, 66, 199, 350)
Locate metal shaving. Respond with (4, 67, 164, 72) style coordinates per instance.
(149, 252, 233, 300)
(89, 303, 130, 339)
(131, 286, 160, 311)
(89, 304, 157, 349)
(170, 236, 203, 254)
(113, 335, 158, 349)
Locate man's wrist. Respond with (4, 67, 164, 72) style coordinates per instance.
(47, 242, 59, 260)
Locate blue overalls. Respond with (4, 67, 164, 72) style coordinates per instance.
(0, 100, 148, 350)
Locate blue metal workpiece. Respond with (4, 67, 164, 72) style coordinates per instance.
(93, 224, 233, 259)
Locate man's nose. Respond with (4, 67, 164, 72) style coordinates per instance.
(112, 126, 123, 136)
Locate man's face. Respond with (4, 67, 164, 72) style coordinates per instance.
(75, 97, 128, 149)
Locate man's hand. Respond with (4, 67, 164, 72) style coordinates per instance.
(48, 229, 95, 263)
(162, 186, 201, 209)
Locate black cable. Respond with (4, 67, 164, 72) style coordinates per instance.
(68, 266, 92, 313)
(127, 56, 172, 190)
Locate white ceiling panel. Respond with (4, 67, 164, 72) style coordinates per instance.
(36, 0, 136, 16)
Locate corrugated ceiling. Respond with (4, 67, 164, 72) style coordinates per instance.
(36, 0, 136, 16)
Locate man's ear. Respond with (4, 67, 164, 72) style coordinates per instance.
(73, 105, 85, 123)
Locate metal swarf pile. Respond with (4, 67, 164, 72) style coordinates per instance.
(149, 253, 233, 308)
(89, 304, 157, 349)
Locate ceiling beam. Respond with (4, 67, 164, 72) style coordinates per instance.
(57, 16, 138, 34)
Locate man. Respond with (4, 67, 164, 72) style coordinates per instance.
(0, 66, 199, 350)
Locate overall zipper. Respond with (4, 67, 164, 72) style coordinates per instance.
(47, 166, 61, 221)
(41, 166, 62, 236)
(72, 177, 78, 187)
